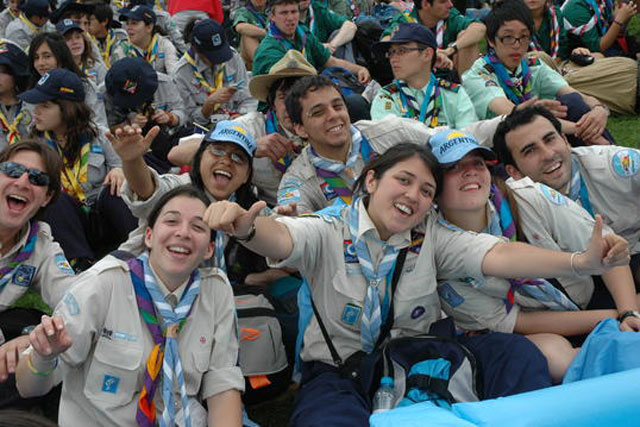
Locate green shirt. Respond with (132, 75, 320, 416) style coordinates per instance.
(252, 25, 331, 76)
(327, 0, 372, 20)
(301, 0, 347, 43)
(561, 0, 613, 52)
(231, 5, 268, 29)
(462, 56, 568, 119)
(382, 7, 475, 47)
(370, 78, 478, 129)
(534, 6, 570, 60)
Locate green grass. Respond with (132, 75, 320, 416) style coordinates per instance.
(608, 115, 640, 148)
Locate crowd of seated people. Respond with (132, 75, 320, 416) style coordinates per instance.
(0, 0, 637, 425)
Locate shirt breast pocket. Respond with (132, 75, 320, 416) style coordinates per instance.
(84, 338, 143, 406)
(392, 256, 440, 333)
(87, 152, 106, 183)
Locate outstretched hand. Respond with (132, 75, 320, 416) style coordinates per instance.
(29, 315, 72, 359)
(106, 125, 161, 163)
(204, 200, 266, 238)
(576, 215, 630, 275)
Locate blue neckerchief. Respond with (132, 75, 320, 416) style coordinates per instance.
(138, 253, 200, 427)
(268, 21, 307, 55)
(568, 155, 594, 218)
(348, 198, 400, 352)
(483, 53, 532, 104)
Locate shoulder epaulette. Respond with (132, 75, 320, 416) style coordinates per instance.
(438, 79, 460, 92)
(383, 81, 400, 95)
(526, 56, 542, 67)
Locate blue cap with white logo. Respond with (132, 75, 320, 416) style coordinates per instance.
(118, 5, 156, 25)
(18, 68, 85, 104)
(56, 18, 83, 35)
(203, 121, 257, 158)
(190, 19, 233, 66)
(429, 129, 496, 165)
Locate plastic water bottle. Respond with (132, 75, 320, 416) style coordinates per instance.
(372, 376, 395, 414)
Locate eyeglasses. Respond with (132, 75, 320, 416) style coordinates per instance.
(496, 34, 531, 46)
(0, 161, 50, 187)
(207, 146, 248, 165)
(385, 47, 425, 58)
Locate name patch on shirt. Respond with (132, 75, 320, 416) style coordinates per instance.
(612, 149, 640, 178)
(540, 184, 567, 206)
(12, 265, 35, 287)
(438, 282, 464, 308)
(341, 303, 361, 325)
(101, 375, 120, 394)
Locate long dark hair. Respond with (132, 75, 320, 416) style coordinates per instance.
(31, 99, 98, 164)
(189, 141, 257, 209)
(28, 33, 87, 89)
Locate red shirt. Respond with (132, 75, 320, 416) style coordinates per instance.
(168, 0, 223, 23)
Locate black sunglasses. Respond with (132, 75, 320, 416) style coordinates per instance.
(0, 161, 50, 187)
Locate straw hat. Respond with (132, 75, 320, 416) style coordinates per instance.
(249, 50, 317, 102)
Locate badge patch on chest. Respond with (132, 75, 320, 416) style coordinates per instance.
(101, 375, 120, 394)
(341, 303, 361, 325)
(343, 240, 357, 263)
(320, 182, 338, 201)
(12, 265, 35, 286)
(438, 282, 464, 308)
(612, 149, 640, 178)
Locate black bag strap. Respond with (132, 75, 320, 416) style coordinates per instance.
(406, 374, 455, 405)
(310, 248, 409, 368)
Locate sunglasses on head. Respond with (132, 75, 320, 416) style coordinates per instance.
(0, 161, 50, 187)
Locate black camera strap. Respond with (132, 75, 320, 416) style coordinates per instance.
(310, 248, 409, 369)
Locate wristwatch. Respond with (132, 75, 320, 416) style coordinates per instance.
(617, 310, 640, 323)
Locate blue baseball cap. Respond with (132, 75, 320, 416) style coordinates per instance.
(118, 5, 156, 25)
(19, 69, 85, 104)
(19, 0, 51, 17)
(203, 121, 257, 158)
(105, 58, 158, 109)
(0, 41, 30, 79)
(190, 19, 233, 66)
(429, 129, 496, 165)
(50, 1, 93, 24)
(56, 18, 83, 35)
(375, 23, 438, 51)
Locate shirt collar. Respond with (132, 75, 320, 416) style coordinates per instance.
(0, 223, 30, 259)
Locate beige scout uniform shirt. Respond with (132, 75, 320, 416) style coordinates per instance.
(53, 255, 244, 426)
(173, 50, 256, 128)
(5, 18, 55, 51)
(233, 112, 305, 206)
(276, 115, 504, 213)
(128, 35, 179, 75)
(0, 221, 74, 312)
(438, 177, 612, 333)
(268, 200, 501, 366)
(571, 146, 640, 255)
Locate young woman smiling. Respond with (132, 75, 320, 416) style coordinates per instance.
(430, 129, 640, 382)
(202, 142, 629, 424)
(16, 185, 244, 427)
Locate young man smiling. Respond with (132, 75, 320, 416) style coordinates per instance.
(252, 0, 370, 84)
(462, 0, 611, 145)
(277, 75, 500, 213)
(383, 0, 486, 73)
(493, 105, 640, 290)
(371, 23, 478, 129)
